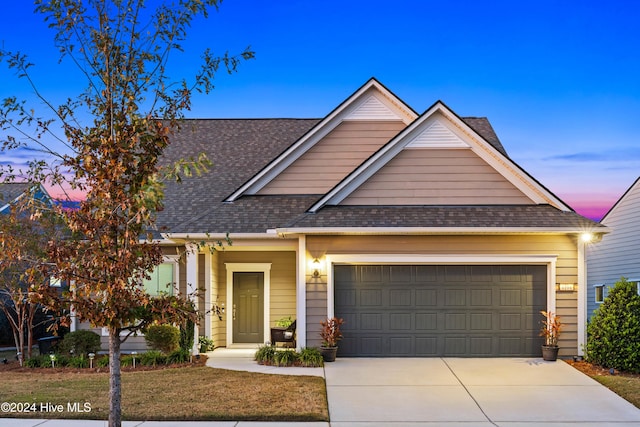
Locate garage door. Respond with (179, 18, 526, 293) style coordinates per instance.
(334, 264, 546, 357)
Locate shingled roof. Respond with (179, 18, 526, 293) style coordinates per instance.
(157, 117, 599, 235)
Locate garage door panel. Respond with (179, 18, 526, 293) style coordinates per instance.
(500, 313, 522, 330)
(470, 313, 493, 330)
(416, 312, 438, 330)
(389, 265, 412, 282)
(335, 265, 546, 357)
(470, 337, 493, 355)
(416, 289, 437, 306)
(471, 288, 492, 306)
(389, 312, 412, 330)
(360, 289, 383, 306)
(445, 289, 467, 306)
(416, 337, 438, 355)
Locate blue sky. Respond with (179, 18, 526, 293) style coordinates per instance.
(1, 1, 639, 220)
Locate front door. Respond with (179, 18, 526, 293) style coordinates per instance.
(232, 272, 264, 343)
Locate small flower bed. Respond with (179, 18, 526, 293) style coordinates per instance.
(254, 346, 324, 367)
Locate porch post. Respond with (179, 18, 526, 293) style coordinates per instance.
(296, 235, 307, 351)
(577, 238, 587, 356)
(204, 252, 212, 341)
(185, 243, 199, 355)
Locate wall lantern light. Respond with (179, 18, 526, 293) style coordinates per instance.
(311, 258, 322, 278)
(580, 232, 594, 243)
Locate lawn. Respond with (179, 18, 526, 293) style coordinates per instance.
(0, 361, 328, 421)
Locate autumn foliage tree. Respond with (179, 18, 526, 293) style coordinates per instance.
(0, 186, 63, 362)
(0, 1, 252, 426)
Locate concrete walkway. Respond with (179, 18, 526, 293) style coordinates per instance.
(4, 350, 640, 426)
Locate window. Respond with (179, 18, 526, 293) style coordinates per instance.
(629, 279, 640, 295)
(594, 284, 604, 303)
(142, 263, 175, 296)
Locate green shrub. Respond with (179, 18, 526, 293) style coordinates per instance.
(198, 336, 214, 353)
(68, 356, 88, 368)
(275, 316, 294, 327)
(254, 345, 276, 364)
(167, 348, 190, 364)
(144, 324, 180, 353)
(179, 319, 195, 352)
(58, 330, 101, 356)
(274, 349, 298, 367)
(141, 350, 167, 366)
(97, 356, 110, 368)
(24, 355, 50, 368)
(298, 347, 324, 367)
(120, 355, 134, 367)
(585, 278, 640, 373)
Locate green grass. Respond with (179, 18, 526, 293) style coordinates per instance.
(0, 366, 328, 421)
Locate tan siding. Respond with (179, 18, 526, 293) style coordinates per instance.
(259, 121, 405, 195)
(306, 283, 328, 348)
(342, 148, 535, 205)
(306, 234, 579, 355)
(217, 251, 297, 347)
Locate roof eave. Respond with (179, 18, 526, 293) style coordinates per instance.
(276, 226, 608, 236)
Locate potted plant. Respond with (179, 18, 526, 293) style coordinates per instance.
(540, 310, 562, 361)
(319, 317, 344, 362)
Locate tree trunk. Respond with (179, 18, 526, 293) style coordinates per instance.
(108, 327, 122, 427)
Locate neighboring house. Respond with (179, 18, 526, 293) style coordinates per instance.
(587, 177, 640, 319)
(0, 182, 53, 214)
(81, 78, 605, 357)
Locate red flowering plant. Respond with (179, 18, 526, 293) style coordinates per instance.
(540, 311, 562, 347)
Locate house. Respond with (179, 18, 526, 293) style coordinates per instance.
(587, 177, 640, 319)
(83, 78, 605, 357)
(0, 182, 52, 214)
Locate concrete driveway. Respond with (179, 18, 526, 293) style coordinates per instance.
(324, 357, 640, 427)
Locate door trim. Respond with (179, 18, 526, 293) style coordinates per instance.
(225, 263, 271, 346)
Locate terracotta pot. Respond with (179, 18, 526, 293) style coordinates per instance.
(320, 346, 338, 362)
(542, 345, 559, 361)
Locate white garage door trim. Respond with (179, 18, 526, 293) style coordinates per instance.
(325, 254, 558, 319)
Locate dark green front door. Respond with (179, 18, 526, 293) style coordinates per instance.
(335, 265, 546, 357)
(233, 272, 264, 343)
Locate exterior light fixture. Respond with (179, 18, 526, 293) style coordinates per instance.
(131, 351, 138, 368)
(557, 283, 576, 292)
(312, 258, 321, 278)
(88, 352, 95, 369)
(49, 353, 57, 368)
(580, 232, 594, 243)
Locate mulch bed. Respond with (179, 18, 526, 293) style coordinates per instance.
(565, 359, 640, 379)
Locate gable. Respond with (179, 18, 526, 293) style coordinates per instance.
(258, 120, 406, 195)
(225, 78, 417, 200)
(340, 148, 535, 206)
(601, 176, 640, 225)
(310, 105, 572, 212)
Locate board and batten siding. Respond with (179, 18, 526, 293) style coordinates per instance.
(305, 234, 579, 356)
(216, 251, 297, 347)
(341, 148, 535, 205)
(258, 120, 405, 195)
(587, 178, 640, 318)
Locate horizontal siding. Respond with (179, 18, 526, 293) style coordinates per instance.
(259, 120, 404, 195)
(587, 181, 640, 318)
(217, 251, 297, 347)
(306, 234, 579, 355)
(342, 148, 534, 205)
